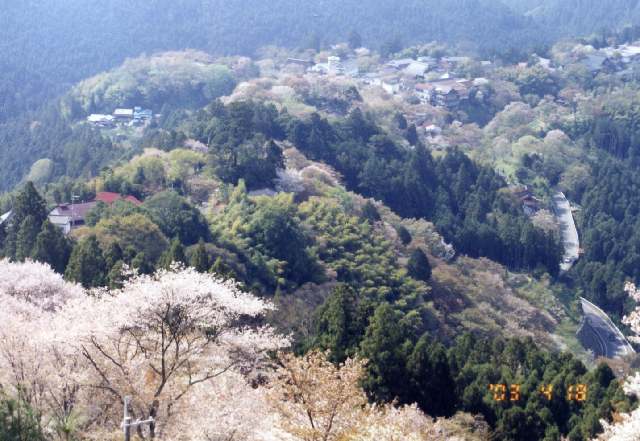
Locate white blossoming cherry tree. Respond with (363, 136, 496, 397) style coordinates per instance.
(0, 260, 289, 440)
(62, 265, 289, 439)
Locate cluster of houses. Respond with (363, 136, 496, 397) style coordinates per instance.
(578, 44, 640, 77)
(1, 192, 142, 236)
(307, 54, 490, 111)
(513, 186, 543, 216)
(87, 107, 154, 128)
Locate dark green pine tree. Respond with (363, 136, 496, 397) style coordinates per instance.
(132, 252, 154, 275)
(15, 216, 41, 262)
(209, 256, 236, 280)
(394, 224, 412, 245)
(361, 200, 381, 223)
(65, 235, 107, 288)
(394, 112, 408, 130)
(190, 239, 209, 273)
(103, 242, 124, 270)
(315, 284, 364, 362)
(407, 248, 432, 282)
(5, 182, 49, 259)
(159, 238, 187, 269)
(106, 260, 126, 290)
(406, 124, 419, 146)
(407, 335, 456, 417)
(12, 182, 48, 227)
(31, 220, 71, 273)
(2, 228, 17, 260)
(359, 303, 411, 403)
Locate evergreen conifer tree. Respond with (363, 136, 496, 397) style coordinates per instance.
(190, 239, 209, 273)
(359, 303, 410, 403)
(31, 220, 70, 273)
(159, 238, 187, 269)
(406, 124, 419, 146)
(65, 235, 107, 287)
(15, 215, 40, 262)
(103, 242, 124, 270)
(407, 248, 432, 282)
(407, 335, 456, 416)
(315, 285, 363, 362)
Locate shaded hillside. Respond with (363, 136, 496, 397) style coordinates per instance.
(525, 0, 640, 35)
(0, 0, 538, 93)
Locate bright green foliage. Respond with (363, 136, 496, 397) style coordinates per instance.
(31, 220, 71, 273)
(159, 238, 187, 269)
(190, 239, 209, 272)
(300, 197, 426, 309)
(94, 213, 169, 263)
(314, 285, 366, 362)
(0, 396, 45, 441)
(210, 188, 320, 292)
(69, 51, 236, 113)
(65, 235, 107, 287)
(407, 248, 432, 282)
(143, 191, 210, 246)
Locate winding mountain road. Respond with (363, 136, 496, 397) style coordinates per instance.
(580, 298, 635, 359)
(552, 192, 579, 272)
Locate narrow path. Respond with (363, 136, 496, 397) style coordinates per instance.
(552, 192, 579, 272)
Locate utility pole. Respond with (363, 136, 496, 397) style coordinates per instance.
(123, 396, 154, 441)
(70, 194, 80, 231)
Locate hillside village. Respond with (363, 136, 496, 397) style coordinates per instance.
(87, 106, 154, 128)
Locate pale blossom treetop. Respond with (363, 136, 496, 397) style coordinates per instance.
(0, 258, 83, 312)
(595, 282, 640, 441)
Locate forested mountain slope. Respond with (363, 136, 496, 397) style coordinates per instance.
(4, 0, 640, 124)
(522, 0, 640, 35)
(0, 0, 536, 93)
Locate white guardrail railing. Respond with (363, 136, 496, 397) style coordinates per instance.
(580, 297, 636, 356)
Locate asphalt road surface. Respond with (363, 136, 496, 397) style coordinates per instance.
(552, 192, 579, 272)
(580, 298, 635, 358)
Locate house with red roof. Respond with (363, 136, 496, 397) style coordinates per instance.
(95, 192, 142, 206)
(48, 192, 142, 234)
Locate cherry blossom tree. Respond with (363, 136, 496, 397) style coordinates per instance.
(0, 259, 87, 439)
(595, 282, 640, 441)
(58, 265, 289, 439)
(0, 260, 289, 440)
(266, 350, 442, 441)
